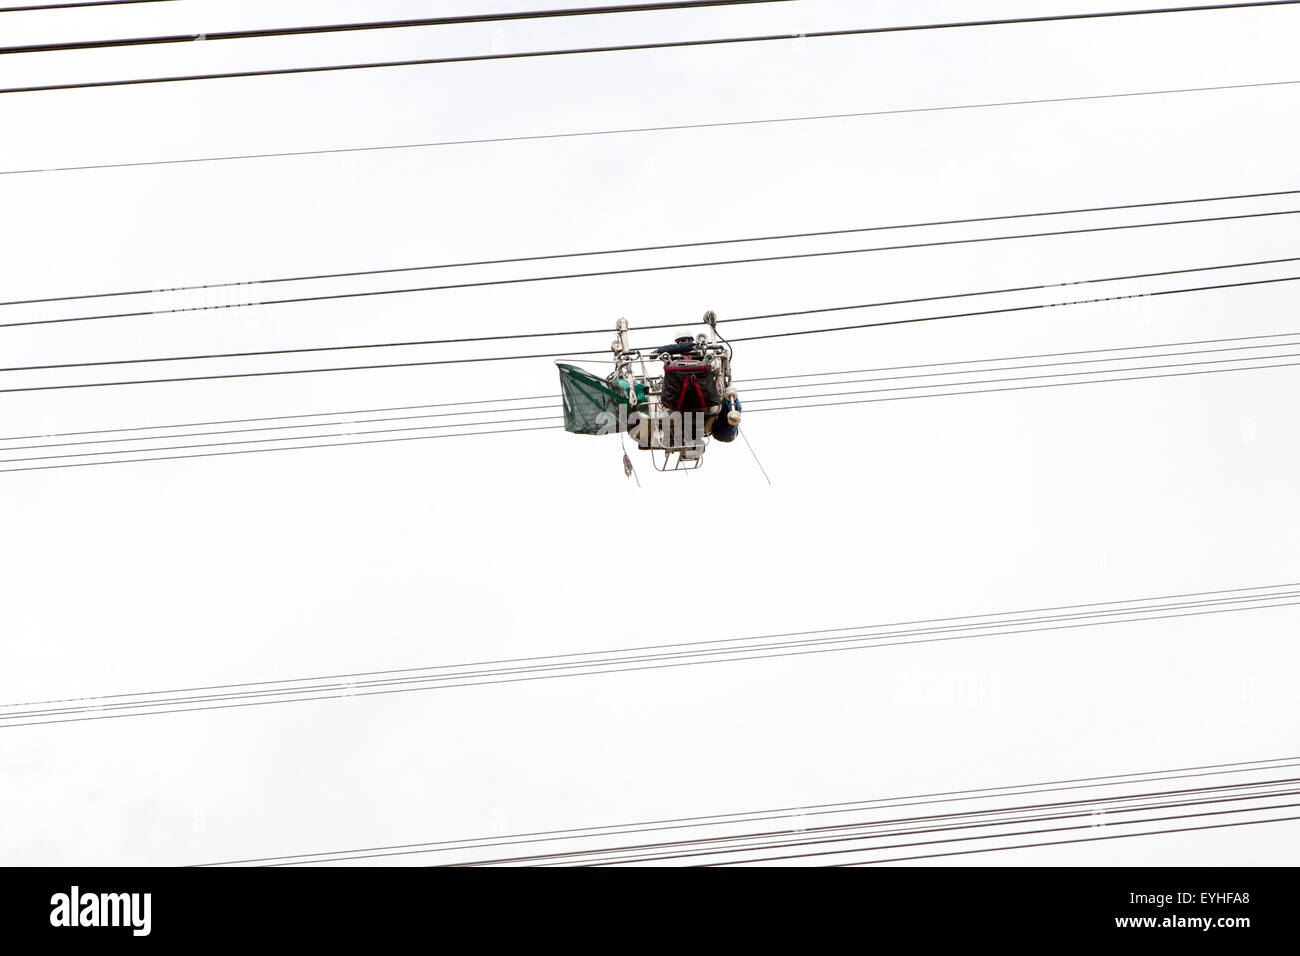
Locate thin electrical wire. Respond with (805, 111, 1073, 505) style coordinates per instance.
(6, 208, 1297, 331)
(6, 590, 1295, 726)
(0, 413, 561, 465)
(0, 423, 566, 475)
(5, 79, 1299, 177)
(452, 779, 1300, 863)
(0, 350, 608, 391)
(210, 754, 1300, 866)
(0, 402, 563, 453)
(6, 251, 1297, 373)
(4, 270, 1298, 392)
(470, 782, 1300, 866)
(736, 328, 1300, 382)
(3, 348, 1297, 474)
(741, 336, 1300, 395)
(12, 582, 1292, 709)
(712, 798, 1300, 868)
(727, 272, 1300, 345)
(7, 3, 1300, 95)
(582, 792, 1300, 866)
(0, 0, 168, 10)
(1, 339, 1293, 463)
(847, 812, 1300, 866)
(745, 354, 1300, 416)
(740, 346, 1300, 406)
(12, 590, 1283, 718)
(0, 2, 792, 55)
(564, 805, 1300, 867)
(6, 187, 1295, 308)
(0, 393, 561, 444)
(5, 328, 1293, 448)
(309, 803, 1300, 867)
(305, 761, 1300, 866)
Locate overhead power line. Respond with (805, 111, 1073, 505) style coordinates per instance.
(2, 335, 1298, 473)
(1, 328, 1291, 448)
(224, 757, 1300, 865)
(6, 78, 1298, 177)
(0, 413, 563, 466)
(0, 394, 561, 444)
(17, 334, 1290, 466)
(6, 333, 1287, 455)
(726, 272, 1300, 344)
(703, 788, 1300, 868)
(586, 791, 1300, 867)
(742, 345, 1300, 406)
(4, 269, 1299, 392)
(739, 335, 1300, 396)
(0, 0, 169, 11)
(0, 2, 791, 55)
(838, 808, 1300, 868)
(199, 752, 1300, 865)
(737, 330, 1300, 383)
(4, 584, 1294, 727)
(7, 3, 1300, 95)
(0, 354, 1290, 475)
(5, 252, 1299, 370)
(0, 402, 563, 454)
(460, 780, 1300, 865)
(5, 186, 1296, 310)
(0, 422, 566, 474)
(746, 354, 1300, 416)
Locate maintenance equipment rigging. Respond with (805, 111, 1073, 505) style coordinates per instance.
(557, 311, 742, 472)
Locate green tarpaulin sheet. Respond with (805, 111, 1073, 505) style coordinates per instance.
(557, 363, 645, 435)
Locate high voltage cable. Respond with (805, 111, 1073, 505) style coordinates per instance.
(716, 796, 1300, 868)
(4, 585, 1294, 727)
(466, 781, 1300, 865)
(0, 393, 562, 444)
(0, 0, 168, 10)
(5, 250, 1296, 366)
(35, 584, 1289, 707)
(0, 2, 791, 56)
(0, 413, 563, 465)
(4, 187, 1296, 311)
(0, 402, 564, 453)
(12, 207, 1300, 329)
(0, 423, 567, 474)
(736, 330, 1300, 381)
(7, 3, 1300, 95)
(261, 760, 1300, 865)
(745, 354, 1300, 415)
(727, 272, 1300, 345)
(742, 335, 1300, 391)
(587, 791, 1300, 867)
(842, 811, 1300, 867)
(2, 337, 1297, 474)
(3, 352, 1296, 471)
(342, 781, 1300, 865)
(201, 753, 1300, 865)
(2, 344, 1296, 474)
(220, 757, 1300, 865)
(6, 78, 1298, 177)
(3, 329, 1290, 447)
(3, 333, 1297, 455)
(4, 270, 1299, 392)
(740, 345, 1300, 406)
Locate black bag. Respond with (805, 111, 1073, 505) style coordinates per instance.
(660, 363, 720, 413)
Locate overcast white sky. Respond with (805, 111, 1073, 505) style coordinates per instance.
(1, 0, 1298, 866)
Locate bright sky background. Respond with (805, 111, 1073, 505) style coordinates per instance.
(1, 0, 1298, 865)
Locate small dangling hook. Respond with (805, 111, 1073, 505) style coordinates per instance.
(620, 434, 641, 488)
